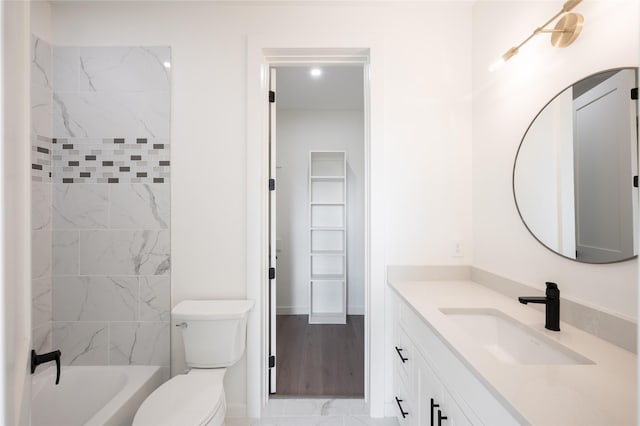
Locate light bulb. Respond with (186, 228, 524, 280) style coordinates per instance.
(488, 58, 505, 72)
(488, 47, 518, 72)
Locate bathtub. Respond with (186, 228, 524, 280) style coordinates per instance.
(31, 365, 165, 426)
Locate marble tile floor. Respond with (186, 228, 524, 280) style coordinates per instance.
(227, 399, 399, 426)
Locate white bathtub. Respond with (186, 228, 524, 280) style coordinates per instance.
(31, 365, 165, 426)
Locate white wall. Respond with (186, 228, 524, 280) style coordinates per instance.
(51, 1, 473, 415)
(31, 1, 52, 41)
(3, 1, 34, 424)
(472, 0, 639, 319)
(276, 110, 364, 315)
(43, 0, 640, 417)
(514, 88, 574, 258)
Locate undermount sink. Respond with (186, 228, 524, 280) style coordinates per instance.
(440, 308, 594, 365)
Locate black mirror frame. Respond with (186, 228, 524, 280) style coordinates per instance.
(512, 66, 639, 265)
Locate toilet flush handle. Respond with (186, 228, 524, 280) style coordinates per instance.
(175, 322, 188, 328)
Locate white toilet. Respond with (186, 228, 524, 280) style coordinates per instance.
(133, 299, 254, 426)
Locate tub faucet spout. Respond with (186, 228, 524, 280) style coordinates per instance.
(518, 282, 560, 332)
(31, 349, 62, 385)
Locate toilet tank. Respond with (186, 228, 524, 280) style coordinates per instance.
(173, 300, 254, 368)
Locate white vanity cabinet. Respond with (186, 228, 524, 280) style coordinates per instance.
(394, 322, 472, 426)
(391, 292, 524, 426)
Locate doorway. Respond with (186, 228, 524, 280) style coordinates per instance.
(269, 65, 366, 397)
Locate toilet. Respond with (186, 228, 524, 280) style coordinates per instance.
(133, 299, 254, 426)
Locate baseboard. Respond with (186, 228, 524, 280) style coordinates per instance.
(276, 306, 365, 315)
(384, 401, 397, 418)
(347, 306, 364, 315)
(276, 306, 307, 315)
(225, 402, 246, 418)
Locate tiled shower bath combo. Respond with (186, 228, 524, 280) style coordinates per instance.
(31, 39, 171, 368)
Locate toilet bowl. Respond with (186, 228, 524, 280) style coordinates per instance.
(133, 369, 226, 426)
(132, 300, 254, 426)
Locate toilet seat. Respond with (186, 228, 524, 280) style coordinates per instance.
(133, 369, 226, 426)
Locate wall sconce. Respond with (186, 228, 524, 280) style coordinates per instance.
(489, 0, 584, 71)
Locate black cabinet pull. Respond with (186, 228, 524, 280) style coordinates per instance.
(430, 398, 439, 426)
(438, 409, 448, 426)
(395, 396, 408, 418)
(395, 346, 408, 363)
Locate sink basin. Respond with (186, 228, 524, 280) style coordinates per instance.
(440, 308, 593, 365)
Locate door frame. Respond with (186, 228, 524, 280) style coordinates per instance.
(246, 35, 386, 418)
(267, 68, 276, 394)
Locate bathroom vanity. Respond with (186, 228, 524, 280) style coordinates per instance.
(389, 280, 636, 426)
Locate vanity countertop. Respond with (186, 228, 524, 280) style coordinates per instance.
(389, 280, 637, 426)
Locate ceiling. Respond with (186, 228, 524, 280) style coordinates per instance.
(275, 66, 364, 111)
(51, 0, 476, 3)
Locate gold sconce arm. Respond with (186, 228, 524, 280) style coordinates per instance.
(490, 0, 584, 71)
(563, 0, 582, 12)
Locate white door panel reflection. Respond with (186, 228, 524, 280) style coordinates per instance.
(513, 68, 638, 263)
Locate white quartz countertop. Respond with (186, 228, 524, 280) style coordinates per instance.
(389, 280, 637, 426)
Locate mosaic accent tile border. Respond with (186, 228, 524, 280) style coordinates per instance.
(52, 137, 170, 184)
(32, 135, 53, 182)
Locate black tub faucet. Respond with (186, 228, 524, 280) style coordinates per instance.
(518, 282, 560, 331)
(31, 349, 62, 385)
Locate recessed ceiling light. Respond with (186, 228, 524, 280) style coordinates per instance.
(163, 61, 171, 69)
(310, 68, 322, 77)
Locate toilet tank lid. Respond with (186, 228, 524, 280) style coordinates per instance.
(172, 300, 255, 320)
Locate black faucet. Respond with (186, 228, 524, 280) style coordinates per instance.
(31, 349, 62, 385)
(518, 282, 560, 331)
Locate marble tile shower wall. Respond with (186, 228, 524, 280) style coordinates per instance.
(31, 36, 54, 354)
(50, 46, 171, 367)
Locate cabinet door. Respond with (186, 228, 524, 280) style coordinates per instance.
(394, 326, 416, 425)
(395, 375, 417, 426)
(395, 325, 414, 389)
(416, 353, 443, 426)
(442, 392, 472, 426)
(417, 352, 472, 426)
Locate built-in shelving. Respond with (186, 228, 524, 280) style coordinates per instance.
(308, 151, 347, 324)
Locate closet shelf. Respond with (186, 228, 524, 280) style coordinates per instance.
(309, 151, 347, 325)
(310, 250, 345, 256)
(310, 176, 345, 181)
(311, 273, 345, 281)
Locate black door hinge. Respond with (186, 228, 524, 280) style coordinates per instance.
(269, 267, 275, 280)
(269, 90, 276, 103)
(634, 176, 638, 188)
(269, 355, 275, 368)
(269, 178, 275, 191)
(631, 88, 638, 100)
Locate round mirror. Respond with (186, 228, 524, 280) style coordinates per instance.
(513, 68, 638, 264)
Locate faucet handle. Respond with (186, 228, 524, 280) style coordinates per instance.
(54, 350, 61, 385)
(545, 282, 560, 299)
(31, 349, 62, 385)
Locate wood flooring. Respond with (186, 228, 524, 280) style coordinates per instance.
(275, 315, 364, 397)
